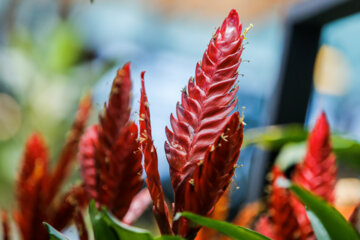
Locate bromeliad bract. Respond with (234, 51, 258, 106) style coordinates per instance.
(140, 9, 245, 238)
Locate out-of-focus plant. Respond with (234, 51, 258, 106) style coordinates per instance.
(0, 16, 110, 208)
(189, 113, 360, 240)
(250, 113, 360, 240)
(0, 95, 91, 240)
(78, 63, 145, 222)
(256, 113, 337, 239)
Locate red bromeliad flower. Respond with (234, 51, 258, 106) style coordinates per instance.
(256, 166, 300, 240)
(290, 112, 337, 240)
(166, 9, 244, 237)
(257, 112, 337, 240)
(13, 95, 91, 240)
(139, 9, 245, 238)
(78, 63, 144, 220)
(293, 112, 337, 202)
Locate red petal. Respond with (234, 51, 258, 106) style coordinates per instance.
(15, 133, 49, 240)
(139, 72, 172, 234)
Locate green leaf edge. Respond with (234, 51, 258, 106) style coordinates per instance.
(177, 212, 270, 240)
(88, 200, 184, 240)
(43, 222, 69, 240)
(290, 184, 360, 240)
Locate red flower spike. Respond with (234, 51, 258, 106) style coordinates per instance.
(14, 96, 92, 240)
(78, 125, 98, 200)
(47, 94, 92, 203)
(174, 113, 243, 237)
(95, 63, 131, 166)
(17, 133, 49, 196)
(78, 63, 143, 220)
(254, 215, 276, 240)
(122, 188, 152, 225)
(164, 9, 245, 237)
(93, 63, 137, 210)
(292, 112, 337, 202)
(291, 112, 337, 240)
(165, 9, 244, 192)
(269, 166, 300, 240)
(15, 133, 49, 240)
(139, 72, 172, 235)
(1, 210, 10, 240)
(99, 122, 143, 219)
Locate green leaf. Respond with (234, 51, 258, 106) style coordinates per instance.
(244, 124, 360, 170)
(43, 222, 69, 240)
(89, 200, 118, 240)
(177, 212, 270, 240)
(102, 209, 154, 240)
(331, 135, 360, 170)
(46, 22, 83, 73)
(289, 184, 360, 240)
(243, 124, 307, 150)
(89, 200, 170, 240)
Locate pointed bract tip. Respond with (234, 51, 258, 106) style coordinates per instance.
(318, 111, 328, 122)
(123, 62, 131, 69)
(141, 71, 146, 87)
(117, 62, 131, 77)
(228, 9, 239, 19)
(226, 9, 239, 25)
(27, 132, 47, 149)
(313, 111, 330, 135)
(218, 9, 240, 42)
